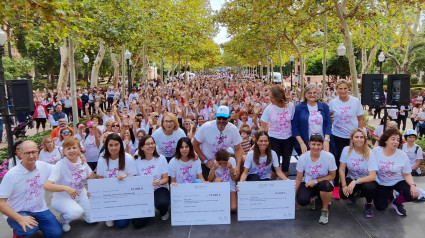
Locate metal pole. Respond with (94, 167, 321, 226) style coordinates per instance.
(290, 61, 293, 90)
(339, 56, 343, 80)
(0, 45, 14, 160)
(85, 63, 88, 87)
(127, 58, 131, 93)
(380, 62, 383, 74)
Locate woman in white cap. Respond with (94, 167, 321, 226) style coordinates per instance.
(402, 129, 423, 176)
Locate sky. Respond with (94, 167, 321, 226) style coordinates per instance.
(210, 0, 231, 45)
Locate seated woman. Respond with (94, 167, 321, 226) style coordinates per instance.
(169, 137, 205, 184)
(295, 134, 337, 225)
(373, 128, 419, 216)
(240, 131, 288, 181)
(133, 135, 170, 228)
(96, 133, 137, 228)
(44, 137, 96, 232)
(338, 128, 378, 218)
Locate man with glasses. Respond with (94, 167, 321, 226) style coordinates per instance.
(193, 106, 243, 180)
(0, 140, 62, 238)
(51, 118, 75, 138)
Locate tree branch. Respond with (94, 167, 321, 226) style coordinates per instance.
(346, 0, 365, 19)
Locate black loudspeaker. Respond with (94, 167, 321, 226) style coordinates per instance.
(6, 79, 34, 114)
(386, 74, 410, 106)
(361, 74, 384, 107)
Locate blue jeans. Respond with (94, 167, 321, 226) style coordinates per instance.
(114, 219, 130, 228)
(7, 210, 62, 237)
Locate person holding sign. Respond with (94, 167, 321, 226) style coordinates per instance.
(240, 131, 288, 182)
(295, 134, 337, 225)
(133, 135, 170, 227)
(169, 137, 205, 184)
(338, 128, 378, 218)
(208, 149, 237, 212)
(44, 137, 96, 232)
(96, 133, 137, 228)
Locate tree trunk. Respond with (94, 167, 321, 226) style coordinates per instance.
(68, 37, 79, 128)
(50, 71, 55, 90)
(333, 0, 359, 97)
(361, 44, 378, 74)
(283, 29, 305, 95)
(110, 48, 120, 88)
(131, 53, 143, 83)
(90, 42, 106, 88)
(6, 23, 12, 59)
(400, 12, 421, 73)
(57, 39, 70, 92)
(33, 57, 38, 80)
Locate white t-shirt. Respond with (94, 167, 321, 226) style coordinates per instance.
(373, 125, 384, 138)
(214, 157, 237, 192)
(135, 155, 169, 190)
(152, 128, 186, 158)
(0, 161, 53, 214)
(329, 96, 363, 138)
(47, 157, 92, 197)
(168, 158, 202, 184)
(83, 134, 100, 163)
(401, 143, 423, 174)
(307, 104, 324, 138)
(373, 147, 411, 186)
(340, 146, 378, 179)
(194, 120, 243, 161)
(36, 106, 46, 118)
(102, 115, 115, 124)
(296, 151, 337, 183)
(260, 103, 295, 139)
(387, 108, 398, 120)
(96, 153, 137, 178)
(244, 150, 279, 180)
(38, 147, 62, 165)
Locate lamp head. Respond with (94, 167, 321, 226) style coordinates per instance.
(0, 29, 7, 46)
(258, 61, 261, 66)
(337, 43, 346, 56)
(290, 55, 295, 62)
(378, 51, 385, 63)
(83, 55, 89, 64)
(125, 49, 131, 60)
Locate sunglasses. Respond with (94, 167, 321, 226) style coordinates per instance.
(154, 115, 159, 118)
(62, 131, 71, 135)
(112, 125, 120, 127)
(217, 117, 228, 121)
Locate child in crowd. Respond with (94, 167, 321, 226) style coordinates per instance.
(208, 149, 237, 212)
(240, 126, 252, 154)
(402, 130, 423, 176)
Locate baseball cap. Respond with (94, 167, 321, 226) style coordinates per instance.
(405, 129, 417, 137)
(216, 106, 230, 118)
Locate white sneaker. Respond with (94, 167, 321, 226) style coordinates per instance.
(105, 220, 114, 227)
(161, 212, 170, 221)
(59, 215, 71, 232)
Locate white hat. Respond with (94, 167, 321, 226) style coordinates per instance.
(405, 129, 417, 137)
(216, 106, 230, 118)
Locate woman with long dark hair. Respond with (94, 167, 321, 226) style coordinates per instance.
(240, 131, 288, 181)
(96, 133, 137, 228)
(133, 135, 170, 227)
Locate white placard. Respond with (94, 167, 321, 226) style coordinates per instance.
(87, 176, 155, 222)
(238, 180, 295, 221)
(171, 182, 230, 226)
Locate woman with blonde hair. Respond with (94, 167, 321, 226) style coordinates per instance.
(329, 80, 365, 199)
(152, 112, 186, 162)
(39, 135, 62, 164)
(339, 128, 378, 218)
(260, 85, 295, 175)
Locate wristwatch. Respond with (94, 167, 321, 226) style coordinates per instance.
(203, 160, 208, 164)
(324, 137, 330, 141)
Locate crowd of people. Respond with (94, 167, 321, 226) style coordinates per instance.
(0, 73, 423, 237)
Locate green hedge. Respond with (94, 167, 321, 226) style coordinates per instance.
(0, 130, 53, 163)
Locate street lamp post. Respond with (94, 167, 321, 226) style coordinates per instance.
(125, 50, 132, 93)
(153, 62, 156, 81)
(83, 55, 89, 87)
(378, 51, 385, 74)
(0, 29, 14, 161)
(290, 55, 295, 90)
(337, 43, 346, 80)
(258, 61, 262, 80)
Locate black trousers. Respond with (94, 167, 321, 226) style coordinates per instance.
(339, 177, 378, 203)
(246, 174, 271, 181)
(269, 136, 294, 172)
(132, 187, 170, 229)
(331, 135, 350, 186)
(297, 181, 333, 206)
(374, 180, 414, 210)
